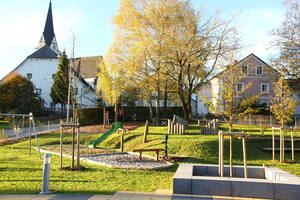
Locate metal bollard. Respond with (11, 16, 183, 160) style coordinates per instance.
(40, 153, 52, 194)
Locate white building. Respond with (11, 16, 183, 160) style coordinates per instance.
(1, 2, 97, 108)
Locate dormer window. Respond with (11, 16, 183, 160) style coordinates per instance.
(241, 65, 248, 74)
(27, 73, 32, 80)
(256, 66, 263, 75)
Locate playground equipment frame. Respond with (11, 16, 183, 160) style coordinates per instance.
(0, 112, 41, 158)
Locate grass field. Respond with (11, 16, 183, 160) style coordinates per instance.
(0, 122, 300, 194)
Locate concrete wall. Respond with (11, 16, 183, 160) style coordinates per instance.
(174, 164, 300, 200)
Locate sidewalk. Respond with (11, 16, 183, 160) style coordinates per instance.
(0, 191, 271, 200)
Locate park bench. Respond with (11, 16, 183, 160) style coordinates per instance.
(133, 148, 164, 161)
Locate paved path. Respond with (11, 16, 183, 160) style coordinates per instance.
(3, 124, 59, 139)
(0, 191, 271, 200)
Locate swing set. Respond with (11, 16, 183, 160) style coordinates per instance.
(0, 113, 41, 158)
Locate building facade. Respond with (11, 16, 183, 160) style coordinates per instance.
(198, 54, 280, 116)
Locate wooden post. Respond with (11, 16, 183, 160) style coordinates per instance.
(291, 130, 295, 162)
(218, 132, 221, 176)
(76, 126, 80, 168)
(176, 123, 179, 135)
(29, 118, 32, 155)
(282, 129, 285, 162)
(143, 120, 149, 143)
(229, 136, 233, 177)
(272, 128, 275, 160)
(60, 126, 63, 170)
(168, 119, 171, 134)
(120, 133, 124, 152)
(220, 133, 224, 177)
(170, 121, 174, 135)
(71, 127, 75, 170)
(103, 107, 106, 129)
(280, 128, 283, 163)
(173, 123, 176, 135)
(182, 124, 185, 135)
(242, 136, 248, 178)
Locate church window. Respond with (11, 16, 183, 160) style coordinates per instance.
(36, 88, 42, 95)
(27, 73, 32, 80)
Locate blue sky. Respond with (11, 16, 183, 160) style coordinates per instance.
(0, 0, 288, 79)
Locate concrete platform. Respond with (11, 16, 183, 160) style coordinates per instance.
(174, 164, 300, 200)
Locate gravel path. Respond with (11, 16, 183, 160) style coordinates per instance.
(81, 152, 174, 170)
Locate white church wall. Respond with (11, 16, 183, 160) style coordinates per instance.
(15, 58, 59, 108)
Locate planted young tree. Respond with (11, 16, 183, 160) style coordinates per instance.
(270, 75, 296, 128)
(50, 51, 69, 107)
(0, 73, 43, 114)
(271, 0, 300, 78)
(206, 58, 252, 133)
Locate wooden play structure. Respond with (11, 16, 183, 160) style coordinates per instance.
(218, 131, 248, 178)
(143, 120, 149, 143)
(271, 127, 295, 163)
(59, 123, 80, 170)
(167, 115, 187, 135)
(133, 148, 164, 161)
(117, 127, 130, 152)
(201, 119, 219, 135)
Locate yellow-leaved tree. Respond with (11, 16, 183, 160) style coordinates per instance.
(97, 60, 124, 121)
(205, 55, 252, 133)
(108, 0, 239, 120)
(270, 75, 296, 127)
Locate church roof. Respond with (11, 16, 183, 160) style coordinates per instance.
(28, 45, 58, 58)
(43, 1, 55, 47)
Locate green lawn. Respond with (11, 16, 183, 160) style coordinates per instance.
(1, 122, 300, 194)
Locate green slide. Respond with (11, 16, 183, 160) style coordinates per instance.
(88, 122, 122, 148)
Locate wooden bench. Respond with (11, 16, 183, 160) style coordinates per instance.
(133, 148, 164, 161)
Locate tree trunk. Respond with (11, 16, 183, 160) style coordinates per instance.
(178, 91, 192, 120)
(163, 90, 168, 110)
(114, 102, 118, 122)
(229, 116, 233, 133)
(148, 100, 154, 120)
(155, 96, 160, 119)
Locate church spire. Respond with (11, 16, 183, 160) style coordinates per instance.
(38, 1, 59, 54)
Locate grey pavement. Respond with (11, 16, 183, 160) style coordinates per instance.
(3, 124, 59, 139)
(0, 191, 272, 200)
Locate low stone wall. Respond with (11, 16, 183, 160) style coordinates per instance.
(173, 164, 300, 200)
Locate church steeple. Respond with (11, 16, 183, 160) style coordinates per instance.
(38, 1, 59, 54)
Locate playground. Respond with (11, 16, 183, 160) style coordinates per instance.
(1, 115, 300, 196)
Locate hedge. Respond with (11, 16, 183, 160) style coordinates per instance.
(78, 106, 184, 126)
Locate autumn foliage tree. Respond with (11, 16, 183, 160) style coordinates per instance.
(270, 75, 296, 127)
(97, 59, 124, 121)
(0, 73, 43, 114)
(107, 0, 239, 120)
(206, 60, 252, 132)
(271, 0, 300, 78)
